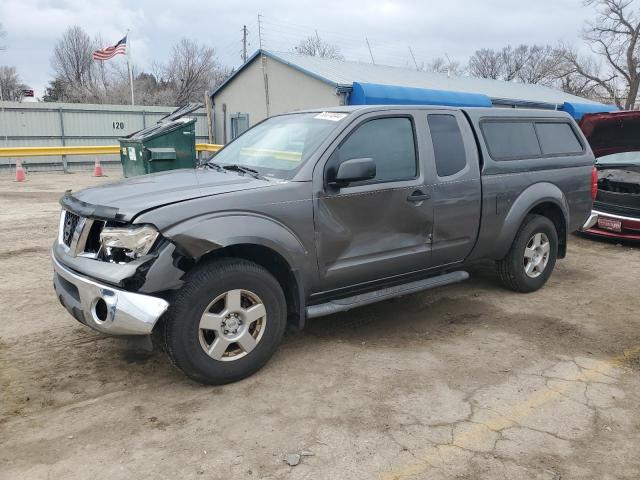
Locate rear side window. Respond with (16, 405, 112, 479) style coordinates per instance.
(536, 122, 583, 155)
(333, 117, 417, 184)
(428, 114, 467, 177)
(481, 121, 541, 159)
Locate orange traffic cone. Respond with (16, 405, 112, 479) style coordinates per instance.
(15, 160, 26, 182)
(93, 157, 104, 177)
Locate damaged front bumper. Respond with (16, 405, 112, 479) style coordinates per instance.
(52, 252, 169, 335)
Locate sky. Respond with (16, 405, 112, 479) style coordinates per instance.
(0, 0, 594, 98)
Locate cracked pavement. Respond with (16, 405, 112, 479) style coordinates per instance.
(1, 172, 639, 479)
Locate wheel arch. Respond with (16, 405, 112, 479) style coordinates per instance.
(160, 213, 311, 330)
(492, 182, 569, 260)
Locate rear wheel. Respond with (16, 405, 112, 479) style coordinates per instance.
(163, 258, 287, 384)
(497, 214, 558, 293)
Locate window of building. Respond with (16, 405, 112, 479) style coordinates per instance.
(230, 113, 249, 139)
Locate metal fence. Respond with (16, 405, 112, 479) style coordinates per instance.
(0, 101, 211, 171)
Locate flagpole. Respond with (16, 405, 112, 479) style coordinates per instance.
(126, 30, 135, 106)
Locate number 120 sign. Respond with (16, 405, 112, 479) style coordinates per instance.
(113, 122, 125, 130)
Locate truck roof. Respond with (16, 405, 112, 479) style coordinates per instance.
(292, 104, 576, 120)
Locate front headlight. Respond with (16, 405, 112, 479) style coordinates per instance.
(99, 225, 159, 261)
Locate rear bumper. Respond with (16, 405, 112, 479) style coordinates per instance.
(52, 252, 169, 335)
(581, 209, 640, 241)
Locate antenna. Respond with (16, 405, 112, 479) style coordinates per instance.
(242, 25, 248, 62)
(365, 37, 375, 64)
(445, 53, 453, 78)
(408, 46, 418, 70)
(257, 14, 264, 50)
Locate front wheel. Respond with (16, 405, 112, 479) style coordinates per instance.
(162, 258, 287, 385)
(496, 214, 558, 293)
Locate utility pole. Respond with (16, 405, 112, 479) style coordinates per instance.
(408, 46, 418, 70)
(242, 25, 248, 63)
(126, 29, 135, 106)
(365, 37, 375, 64)
(257, 14, 269, 116)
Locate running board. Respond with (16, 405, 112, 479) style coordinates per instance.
(305, 271, 469, 319)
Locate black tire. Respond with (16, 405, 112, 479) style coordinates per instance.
(163, 257, 287, 385)
(496, 214, 558, 293)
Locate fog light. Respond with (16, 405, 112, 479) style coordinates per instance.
(93, 298, 108, 323)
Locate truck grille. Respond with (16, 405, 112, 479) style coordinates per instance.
(62, 211, 81, 247)
(59, 210, 106, 256)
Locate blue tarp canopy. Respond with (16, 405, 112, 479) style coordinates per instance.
(560, 101, 618, 120)
(349, 82, 493, 108)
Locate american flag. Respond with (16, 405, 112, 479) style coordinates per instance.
(92, 36, 127, 61)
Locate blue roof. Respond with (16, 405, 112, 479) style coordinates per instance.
(350, 82, 493, 108)
(560, 101, 618, 120)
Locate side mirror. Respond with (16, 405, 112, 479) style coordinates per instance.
(330, 157, 376, 187)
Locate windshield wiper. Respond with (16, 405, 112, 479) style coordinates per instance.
(222, 164, 261, 179)
(207, 161, 267, 180)
(207, 162, 225, 172)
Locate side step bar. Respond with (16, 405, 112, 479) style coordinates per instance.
(305, 270, 469, 319)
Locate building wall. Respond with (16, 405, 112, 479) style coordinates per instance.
(0, 102, 210, 167)
(212, 55, 343, 143)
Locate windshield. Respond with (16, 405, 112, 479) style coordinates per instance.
(210, 112, 348, 179)
(597, 151, 640, 166)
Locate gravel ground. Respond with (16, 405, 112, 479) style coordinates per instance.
(1, 171, 639, 480)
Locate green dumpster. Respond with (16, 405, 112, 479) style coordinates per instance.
(119, 103, 202, 177)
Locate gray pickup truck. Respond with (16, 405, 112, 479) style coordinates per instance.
(53, 105, 596, 384)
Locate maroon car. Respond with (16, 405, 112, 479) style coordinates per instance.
(580, 111, 640, 241)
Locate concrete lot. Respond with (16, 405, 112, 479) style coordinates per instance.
(1, 171, 639, 480)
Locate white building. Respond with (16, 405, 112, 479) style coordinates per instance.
(211, 49, 606, 144)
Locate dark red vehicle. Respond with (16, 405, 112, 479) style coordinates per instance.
(580, 111, 640, 241)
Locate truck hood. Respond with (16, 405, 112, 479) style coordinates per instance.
(66, 167, 272, 221)
(579, 111, 640, 158)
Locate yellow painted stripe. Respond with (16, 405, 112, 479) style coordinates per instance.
(0, 144, 223, 158)
(196, 143, 223, 153)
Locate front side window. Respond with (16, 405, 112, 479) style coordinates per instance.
(329, 117, 417, 185)
(428, 114, 467, 177)
(482, 121, 542, 160)
(211, 112, 345, 180)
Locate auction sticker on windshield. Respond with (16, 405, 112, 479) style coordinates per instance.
(314, 112, 348, 122)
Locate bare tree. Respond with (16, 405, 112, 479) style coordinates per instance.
(163, 38, 229, 105)
(560, 0, 640, 109)
(516, 45, 563, 85)
(499, 45, 532, 81)
(468, 48, 504, 79)
(0, 66, 27, 101)
(293, 35, 344, 60)
(51, 26, 101, 102)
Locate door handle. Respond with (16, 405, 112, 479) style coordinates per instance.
(407, 190, 430, 202)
